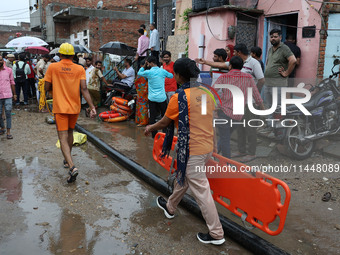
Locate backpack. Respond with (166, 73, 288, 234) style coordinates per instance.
(15, 62, 27, 83)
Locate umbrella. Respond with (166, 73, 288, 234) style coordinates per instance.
(6, 36, 48, 48)
(99, 41, 136, 56)
(72, 45, 92, 54)
(49, 48, 59, 55)
(25, 46, 49, 55)
(50, 45, 91, 55)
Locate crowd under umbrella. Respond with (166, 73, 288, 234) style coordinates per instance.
(99, 41, 136, 56)
(25, 46, 49, 55)
(5, 36, 48, 48)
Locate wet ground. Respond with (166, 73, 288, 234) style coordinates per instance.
(75, 108, 340, 255)
(0, 107, 250, 255)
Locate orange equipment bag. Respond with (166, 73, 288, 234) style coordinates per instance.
(153, 132, 291, 236)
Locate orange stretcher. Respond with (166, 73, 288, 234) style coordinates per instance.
(153, 132, 291, 236)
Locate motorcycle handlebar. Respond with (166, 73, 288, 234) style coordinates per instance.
(330, 71, 340, 78)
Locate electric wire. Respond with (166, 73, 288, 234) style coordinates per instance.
(0, 11, 29, 18)
(0, 8, 28, 13)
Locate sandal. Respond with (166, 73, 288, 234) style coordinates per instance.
(67, 166, 78, 183)
(6, 134, 13, 139)
(0, 129, 5, 135)
(322, 192, 331, 202)
(63, 160, 69, 168)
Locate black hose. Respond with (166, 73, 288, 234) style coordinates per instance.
(75, 124, 290, 255)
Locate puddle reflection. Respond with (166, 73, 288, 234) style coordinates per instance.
(0, 160, 22, 202)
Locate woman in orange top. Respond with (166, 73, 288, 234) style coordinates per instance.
(144, 58, 225, 245)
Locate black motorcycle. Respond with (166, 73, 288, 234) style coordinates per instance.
(274, 59, 340, 160)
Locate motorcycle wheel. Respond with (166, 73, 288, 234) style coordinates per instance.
(284, 123, 314, 160)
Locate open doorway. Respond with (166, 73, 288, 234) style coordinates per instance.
(263, 13, 298, 62)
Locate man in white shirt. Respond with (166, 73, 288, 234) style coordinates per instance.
(112, 58, 135, 92)
(83, 57, 95, 105)
(234, 43, 265, 91)
(149, 23, 160, 66)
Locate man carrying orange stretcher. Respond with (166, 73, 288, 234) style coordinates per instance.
(145, 58, 225, 245)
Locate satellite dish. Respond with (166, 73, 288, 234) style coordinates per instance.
(97, 1, 103, 9)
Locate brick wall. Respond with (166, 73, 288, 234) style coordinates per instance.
(0, 30, 41, 48)
(317, 4, 329, 78)
(317, 0, 340, 78)
(54, 16, 143, 51)
(41, 1, 149, 50)
(87, 17, 142, 51)
(41, 0, 149, 19)
(55, 22, 71, 42)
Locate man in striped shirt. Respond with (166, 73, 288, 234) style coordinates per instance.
(214, 56, 264, 160)
(233, 43, 265, 162)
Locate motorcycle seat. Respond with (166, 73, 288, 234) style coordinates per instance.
(286, 100, 315, 112)
(286, 91, 333, 112)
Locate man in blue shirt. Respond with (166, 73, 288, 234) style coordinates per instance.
(138, 56, 173, 137)
(149, 23, 160, 66)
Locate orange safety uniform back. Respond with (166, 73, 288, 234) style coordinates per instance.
(44, 59, 86, 114)
(165, 87, 215, 155)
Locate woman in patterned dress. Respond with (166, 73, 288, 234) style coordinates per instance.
(134, 75, 148, 126)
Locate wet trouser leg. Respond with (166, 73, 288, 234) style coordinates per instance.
(167, 152, 224, 239)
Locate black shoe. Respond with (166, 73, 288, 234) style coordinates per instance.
(156, 196, 174, 219)
(197, 232, 225, 245)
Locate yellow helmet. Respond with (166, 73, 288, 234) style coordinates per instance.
(58, 43, 75, 55)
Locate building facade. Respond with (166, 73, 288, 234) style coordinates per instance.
(0, 22, 40, 48)
(29, 0, 149, 51)
(187, 0, 340, 79)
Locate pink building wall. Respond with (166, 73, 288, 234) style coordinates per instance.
(189, 0, 322, 78)
(188, 11, 237, 71)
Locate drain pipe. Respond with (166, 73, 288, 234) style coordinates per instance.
(75, 124, 290, 255)
(198, 34, 205, 71)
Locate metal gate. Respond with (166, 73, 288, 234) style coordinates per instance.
(236, 14, 258, 51)
(156, 0, 173, 51)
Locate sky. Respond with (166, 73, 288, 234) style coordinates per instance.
(0, 0, 30, 26)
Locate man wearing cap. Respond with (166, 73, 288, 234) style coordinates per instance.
(77, 53, 86, 67)
(51, 55, 60, 63)
(45, 43, 97, 183)
(6, 54, 15, 69)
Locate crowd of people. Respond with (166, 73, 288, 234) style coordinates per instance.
(0, 26, 301, 246)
